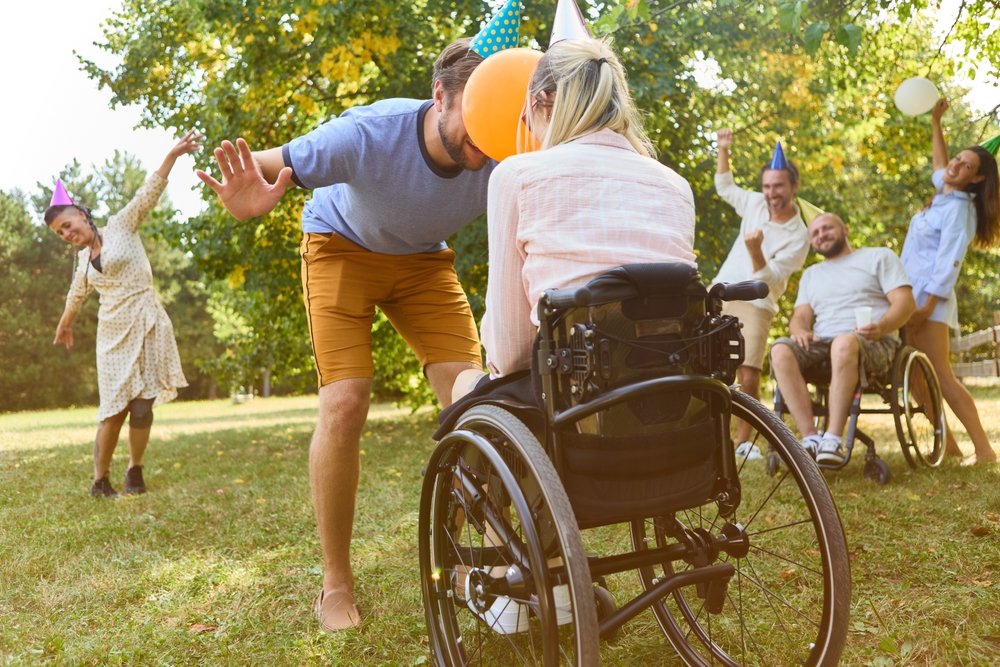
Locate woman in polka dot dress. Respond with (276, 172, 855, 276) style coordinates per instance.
(47, 131, 203, 498)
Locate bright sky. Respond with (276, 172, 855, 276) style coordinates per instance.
(1, 0, 997, 224)
(0, 0, 204, 220)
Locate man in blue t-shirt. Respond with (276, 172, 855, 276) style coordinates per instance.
(198, 38, 492, 632)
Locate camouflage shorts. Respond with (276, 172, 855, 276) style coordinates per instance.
(770, 334, 900, 386)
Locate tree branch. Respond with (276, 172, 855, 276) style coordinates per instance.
(927, 0, 966, 73)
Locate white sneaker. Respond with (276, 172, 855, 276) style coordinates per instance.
(466, 570, 530, 634)
(816, 436, 846, 465)
(465, 569, 572, 634)
(735, 441, 763, 461)
(800, 434, 822, 460)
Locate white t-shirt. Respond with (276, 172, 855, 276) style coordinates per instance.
(795, 247, 911, 339)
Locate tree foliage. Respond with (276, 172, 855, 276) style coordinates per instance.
(81, 0, 1000, 406)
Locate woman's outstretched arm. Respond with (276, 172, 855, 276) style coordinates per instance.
(115, 131, 204, 233)
(931, 98, 949, 172)
(156, 130, 204, 180)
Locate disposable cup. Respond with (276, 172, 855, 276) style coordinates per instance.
(854, 306, 872, 328)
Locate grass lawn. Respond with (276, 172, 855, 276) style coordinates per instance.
(1, 389, 999, 666)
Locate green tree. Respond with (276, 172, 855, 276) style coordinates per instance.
(0, 188, 99, 411)
(82, 0, 998, 407)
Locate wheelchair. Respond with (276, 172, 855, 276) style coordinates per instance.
(419, 264, 851, 666)
(771, 332, 946, 485)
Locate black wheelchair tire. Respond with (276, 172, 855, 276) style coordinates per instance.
(419, 405, 600, 667)
(891, 346, 946, 469)
(864, 457, 892, 485)
(630, 391, 851, 667)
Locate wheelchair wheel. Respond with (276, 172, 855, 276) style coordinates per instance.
(419, 405, 599, 667)
(891, 346, 946, 468)
(630, 391, 851, 667)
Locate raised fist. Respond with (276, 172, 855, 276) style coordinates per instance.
(717, 128, 734, 150)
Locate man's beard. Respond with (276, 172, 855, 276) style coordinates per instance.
(767, 196, 787, 211)
(816, 236, 847, 258)
(438, 113, 486, 172)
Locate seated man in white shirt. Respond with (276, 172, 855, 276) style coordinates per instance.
(770, 213, 916, 464)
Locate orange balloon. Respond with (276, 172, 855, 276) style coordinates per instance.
(462, 48, 543, 162)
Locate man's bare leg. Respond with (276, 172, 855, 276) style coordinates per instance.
(735, 365, 762, 444)
(426, 361, 483, 408)
(312, 378, 371, 610)
(826, 334, 860, 438)
(770, 344, 819, 438)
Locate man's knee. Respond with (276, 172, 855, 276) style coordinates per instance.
(317, 380, 371, 433)
(128, 398, 154, 429)
(769, 342, 797, 371)
(830, 334, 859, 364)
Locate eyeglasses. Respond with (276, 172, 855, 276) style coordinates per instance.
(521, 92, 555, 125)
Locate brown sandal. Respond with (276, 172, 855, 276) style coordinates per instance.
(315, 590, 360, 632)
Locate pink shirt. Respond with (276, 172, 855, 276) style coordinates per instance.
(481, 129, 698, 377)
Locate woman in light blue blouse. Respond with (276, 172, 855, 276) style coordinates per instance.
(901, 98, 1000, 465)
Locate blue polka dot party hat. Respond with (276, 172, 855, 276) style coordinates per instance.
(470, 0, 521, 58)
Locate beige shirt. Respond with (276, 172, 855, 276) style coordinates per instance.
(481, 129, 697, 378)
(65, 173, 187, 420)
(712, 171, 810, 314)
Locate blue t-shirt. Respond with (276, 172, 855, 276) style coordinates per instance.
(283, 98, 495, 255)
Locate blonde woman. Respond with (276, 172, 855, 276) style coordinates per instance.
(452, 38, 696, 397)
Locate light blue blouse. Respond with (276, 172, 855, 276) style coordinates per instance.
(900, 169, 978, 329)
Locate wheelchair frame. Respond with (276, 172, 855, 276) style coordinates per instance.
(771, 336, 946, 484)
(420, 265, 851, 667)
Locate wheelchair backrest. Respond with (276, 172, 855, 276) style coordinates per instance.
(542, 264, 744, 435)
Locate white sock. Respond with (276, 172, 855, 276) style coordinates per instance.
(821, 433, 843, 445)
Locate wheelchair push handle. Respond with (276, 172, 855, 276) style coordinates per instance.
(544, 286, 593, 310)
(715, 280, 769, 302)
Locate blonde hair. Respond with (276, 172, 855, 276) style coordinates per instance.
(519, 38, 655, 158)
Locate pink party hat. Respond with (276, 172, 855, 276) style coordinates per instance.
(550, 0, 591, 46)
(50, 179, 74, 207)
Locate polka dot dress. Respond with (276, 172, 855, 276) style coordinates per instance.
(65, 173, 188, 422)
(470, 0, 521, 57)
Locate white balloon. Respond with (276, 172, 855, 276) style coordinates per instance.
(894, 77, 940, 116)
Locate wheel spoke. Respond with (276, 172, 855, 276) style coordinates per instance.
(736, 557, 821, 630)
(747, 543, 823, 577)
(743, 557, 806, 663)
(747, 518, 815, 538)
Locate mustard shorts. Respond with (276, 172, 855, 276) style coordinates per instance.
(300, 233, 483, 387)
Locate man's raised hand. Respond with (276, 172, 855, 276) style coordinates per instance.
(717, 128, 734, 150)
(196, 138, 293, 221)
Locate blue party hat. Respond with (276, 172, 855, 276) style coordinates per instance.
(470, 0, 521, 58)
(770, 140, 788, 170)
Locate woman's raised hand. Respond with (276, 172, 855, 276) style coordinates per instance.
(169, 130, 205, 157)
(196, 138, 293, 221)
(931, 98, 949, 122)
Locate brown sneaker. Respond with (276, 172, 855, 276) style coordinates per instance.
(314, 590, 360, 632)
(124, 466, 147, 495)
(90, 474, 120, 498)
